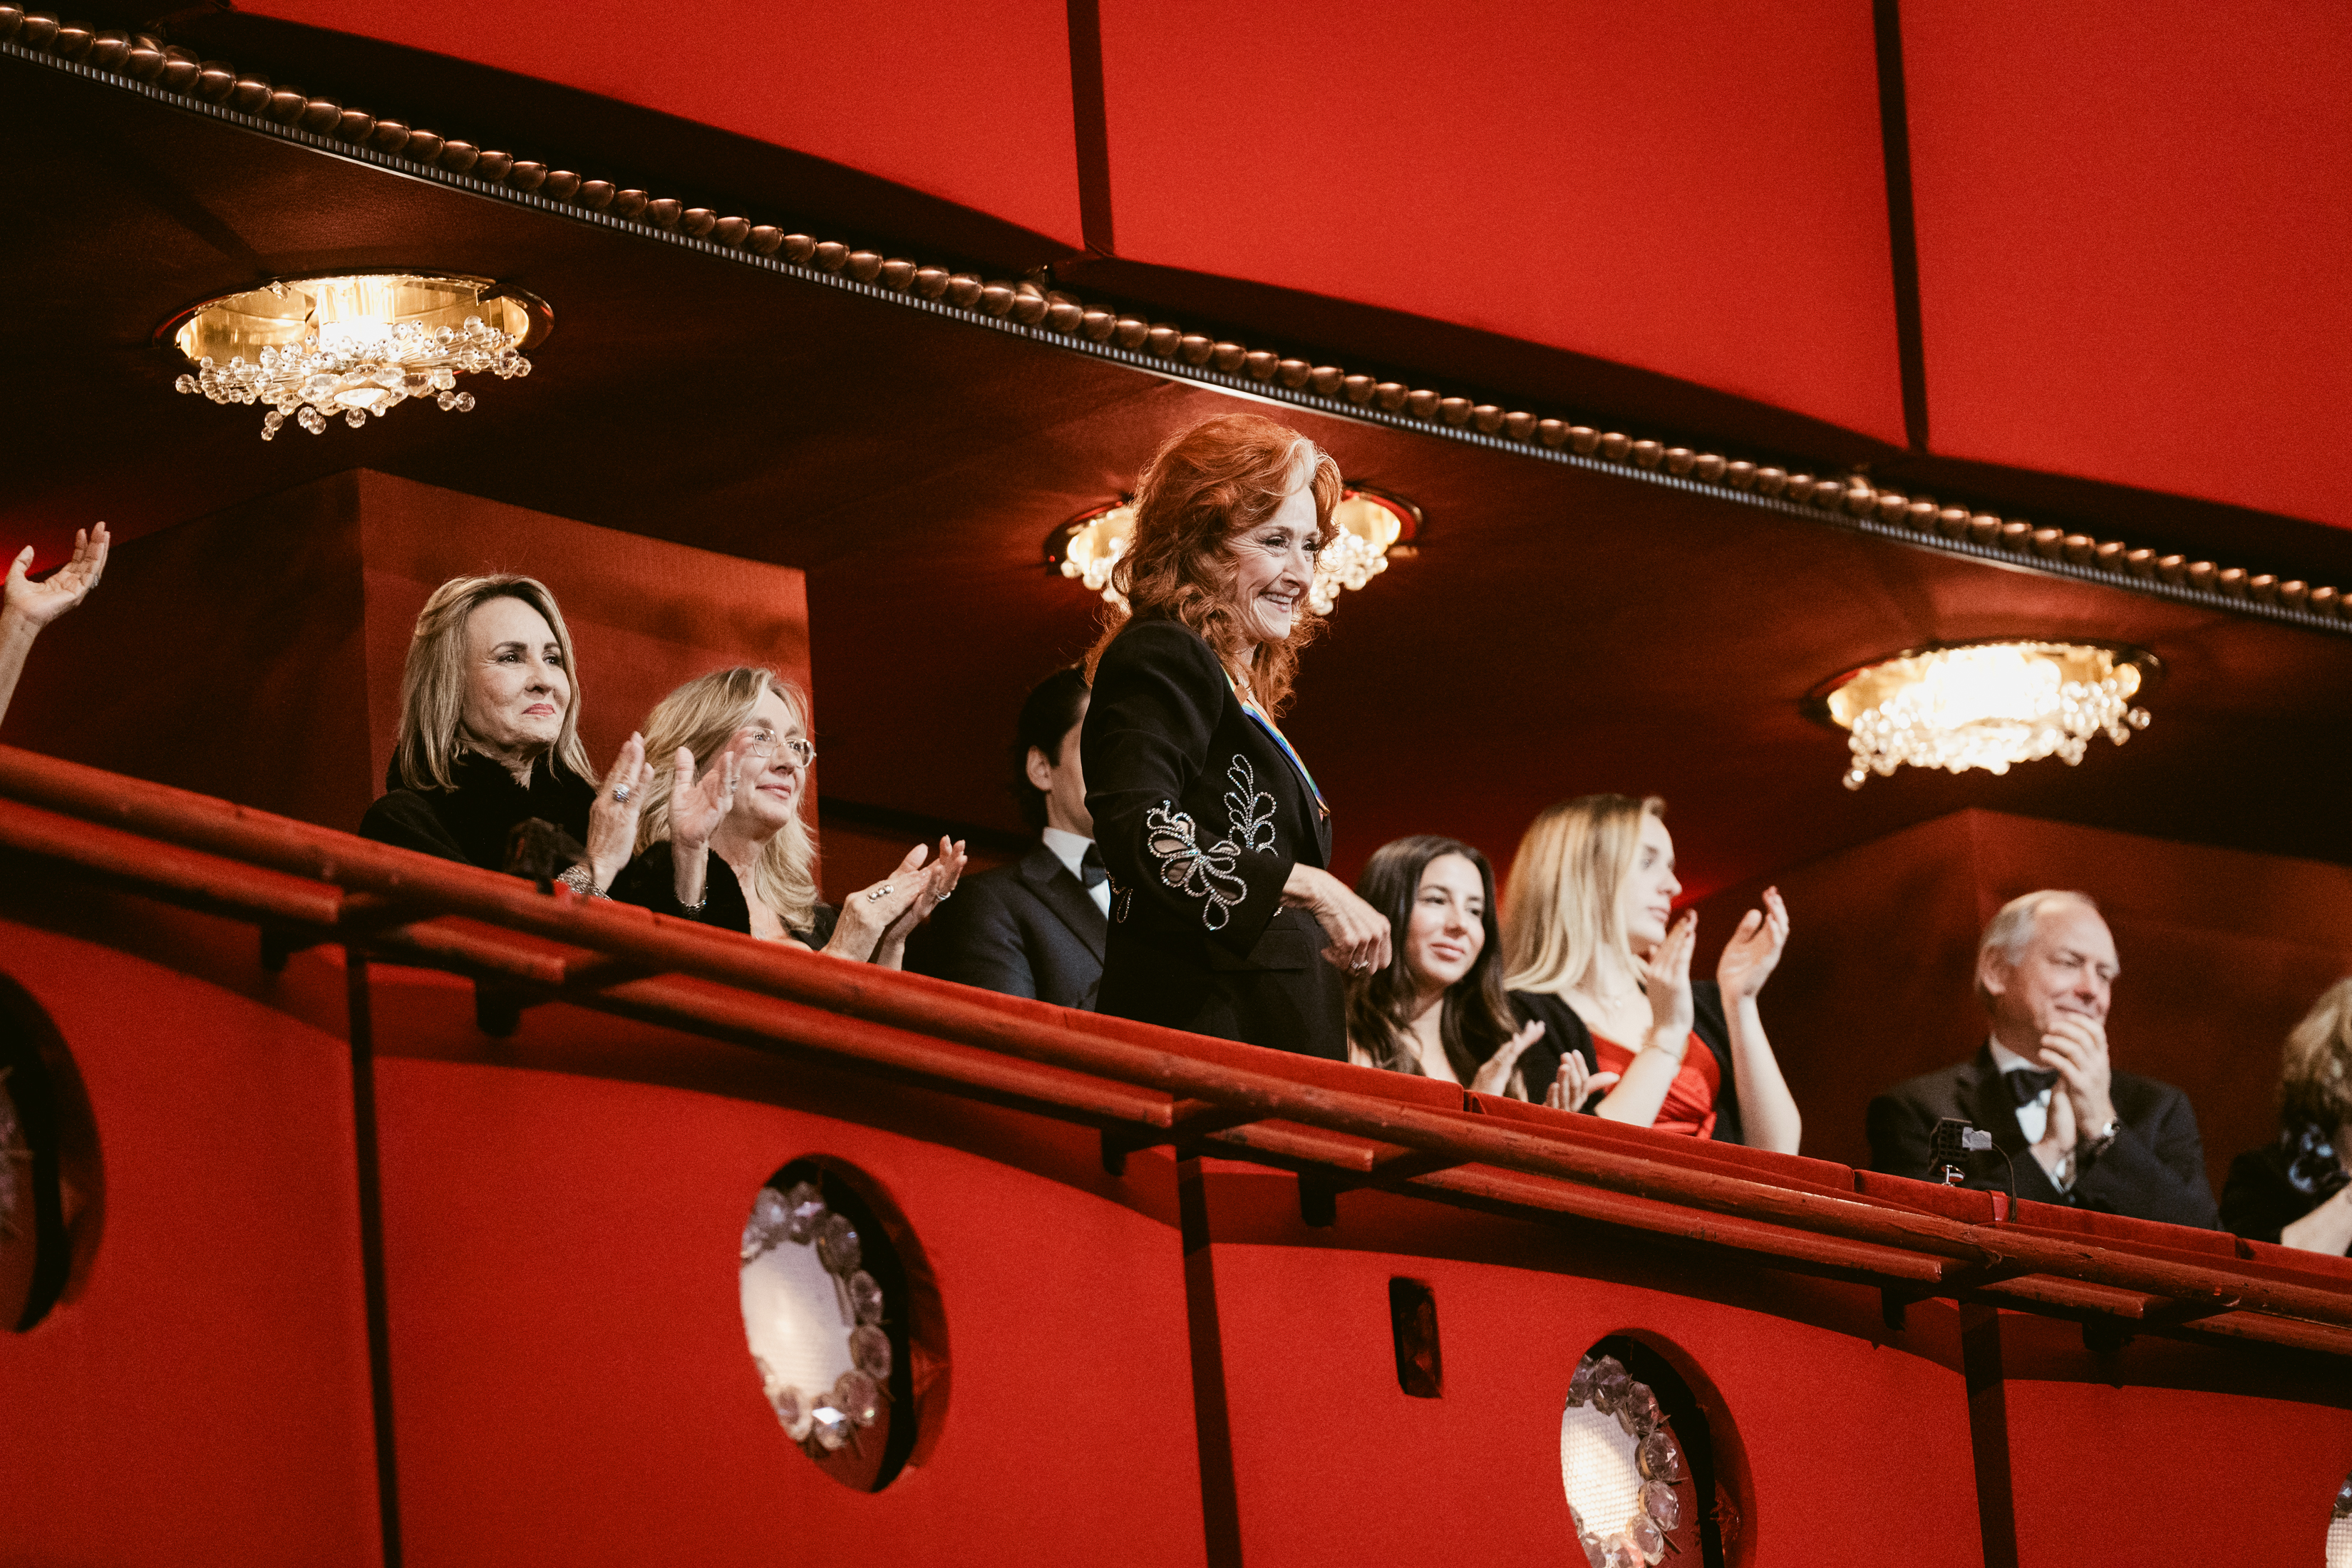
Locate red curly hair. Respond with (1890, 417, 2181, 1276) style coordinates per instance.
(1083, 412, 1341, 718)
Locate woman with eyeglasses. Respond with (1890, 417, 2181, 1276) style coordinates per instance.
(611, 666, 966, 963)
(1080, 413, 1390, 1058)
(361, 573, 654, 893)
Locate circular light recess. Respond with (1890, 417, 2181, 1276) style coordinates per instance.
(2328, 1469, 2352, 1567)
(1815, 639, 2158, 790)
(1051, 485, 1420, 615)
(161, 272, 550, 439)
(1561, 1351, 1690, 1567)
(741, 1178, 891, 1457)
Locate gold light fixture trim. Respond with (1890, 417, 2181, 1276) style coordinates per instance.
(161, 272, 551, 438)
(1817, 640, 2157, 790)
(1051, 486, 1420, 615)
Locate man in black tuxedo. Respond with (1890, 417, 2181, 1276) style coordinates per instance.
(1866, 889, 2218, 1229)
(907, 668, 1106, 1008)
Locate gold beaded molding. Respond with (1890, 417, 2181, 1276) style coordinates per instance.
(6, 8, 2348, 636)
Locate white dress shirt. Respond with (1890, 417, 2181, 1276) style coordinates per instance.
(1989, 1038, 2052, 1145)
(1041, 826, 1111, 919)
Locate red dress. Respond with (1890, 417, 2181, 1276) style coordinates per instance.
(1590, 1029, 1722, 1140)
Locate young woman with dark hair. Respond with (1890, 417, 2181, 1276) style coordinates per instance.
(1081, 412, 1389, 1058)
(1345, 835, 1609, 1106)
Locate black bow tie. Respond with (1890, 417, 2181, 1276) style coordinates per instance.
(1079, 844, 1108, 890)
(2004, 1067, 2060, 1106)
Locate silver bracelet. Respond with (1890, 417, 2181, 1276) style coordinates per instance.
(555, 863, 609, 899)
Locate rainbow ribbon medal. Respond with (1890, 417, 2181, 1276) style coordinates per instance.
(1229, 677, 1330, 822)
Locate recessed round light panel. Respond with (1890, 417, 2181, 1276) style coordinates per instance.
(1561, 1350, 1697, 1567)
(738, 1161, 938, 1492)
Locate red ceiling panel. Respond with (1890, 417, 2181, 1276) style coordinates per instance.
(237, 0, 1088, 249)
(1095, 0, 1908, 444)
(1904, 0, 2352, 530)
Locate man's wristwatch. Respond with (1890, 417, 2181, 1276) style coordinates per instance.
(2080, 1118, 2123, 1167)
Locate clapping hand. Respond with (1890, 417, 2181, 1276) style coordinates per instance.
(1544, 1053, 1621, 1114)
(835, 837, 966, 964)
(1715, 887, 1790, 1001)
(4, 524, 108, 629)
(669, 736, 755, 857)
(2036, 1009, 2118, 1150)
(1469, 1018, 1547, 1097)
(1641, 911, 1699, 1052)
(879, 836, 966, 959)
(583, 732, 654, 891)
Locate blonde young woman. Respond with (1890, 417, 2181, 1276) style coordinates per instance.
(609, 666, 964, 964)
(361, 574, 654, 892)
(1500, 795, 1802, 1153)
(2223, 976, 2352, 1255)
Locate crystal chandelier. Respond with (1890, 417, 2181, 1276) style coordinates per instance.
(162, 272, 550, 440)
(1052, 487, 1418, 614)
(1820, 641, 2157, 790)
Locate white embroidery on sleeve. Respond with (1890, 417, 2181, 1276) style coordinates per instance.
(1141, 757, 1284, 932)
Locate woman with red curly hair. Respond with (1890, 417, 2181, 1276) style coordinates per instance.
(1081, 412, 1390, 1058)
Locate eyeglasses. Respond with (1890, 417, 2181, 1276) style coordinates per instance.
(744, 728, 816, 766)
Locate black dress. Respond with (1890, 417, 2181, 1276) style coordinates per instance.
(1082, 617, 1344, 1058)
(2221, 1123, 2351, 1249)
(1508, 983, 1745, 1146)
(358, 750, 596, 873)
(610, 840, 840, 949)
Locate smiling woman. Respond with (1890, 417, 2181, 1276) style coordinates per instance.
(1080, 413, 1392, 1059)
(1345, 835, 1553, 1097)
(359, 574, 655, 891)
(609, 666, 964, 966)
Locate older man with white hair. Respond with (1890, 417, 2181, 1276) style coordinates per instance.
(1867, 889, 2218, 1228)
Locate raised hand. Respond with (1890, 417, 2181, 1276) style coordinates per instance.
(1641, 910, 1698, 1053)
(828, 841, 937, 963)
(582, 732, 654, 891)
(1470, 1018, 1547, 1097)
(2037, 1010, 2117, 1142)
(4, 524, 109, 629)
(671, 736, 752, 855)
(907, 836, 968, 927)
(1716, 887, 1790, 1001)
(1544, 1055, 1621, 1114)
(865, 836, 967, 969)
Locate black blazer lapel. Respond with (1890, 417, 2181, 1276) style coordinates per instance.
(1019, 844, 1107, 961)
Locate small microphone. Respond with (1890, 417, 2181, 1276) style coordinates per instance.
(1930, 1118, 1993, 1185)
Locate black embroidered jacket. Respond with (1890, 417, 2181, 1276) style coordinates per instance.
(1081, 617, 1345, 1059)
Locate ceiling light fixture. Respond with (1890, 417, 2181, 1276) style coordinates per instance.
(1049, 486, 1420, 614)
(1814, 640, 2158, 790)
(160, 272, 550, 439)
